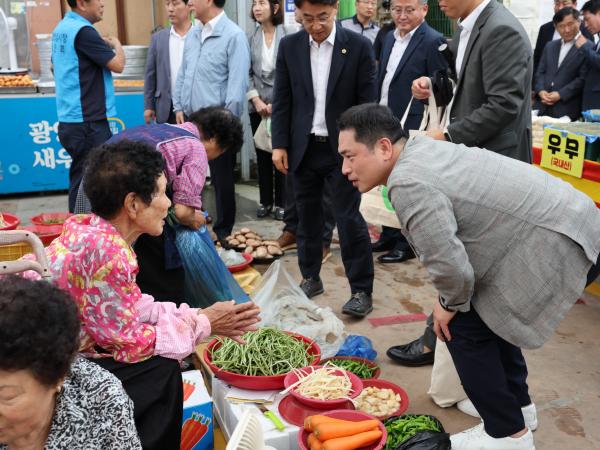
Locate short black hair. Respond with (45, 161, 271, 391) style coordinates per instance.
(294, 0, 338, 8)
(251, 0, 284, 26)
(338, 103, 407, 149)
(553, 6, 580, 23)
(84, 140, 165, 219)
(581, 0, 600, 14)
(188, 106, 244, 154)
(214, 0, 226, 8)
(0, 276, 80, 386)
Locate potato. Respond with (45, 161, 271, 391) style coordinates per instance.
(229, 238, 240, 246)
(246, 238, 261, 247)
(240, 227, 251, 234)
(262, 240, 279, 246)
(244, 246, 254, 254)
(239, 243, 246, 248)
(245, 232, 258, 239)
(237, 235, 246, 243)
(267, 245, 282, 256)
(256, 247, 268, 258)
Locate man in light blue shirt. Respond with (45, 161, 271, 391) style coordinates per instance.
(173, 0, 250, 240)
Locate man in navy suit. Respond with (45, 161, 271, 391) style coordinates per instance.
(533, 0, 592, 80)
(373, 0, 447, 264)
(272, 0, 377, 317)
(576, 0, 600, 110)
(535, 7, 588, 119)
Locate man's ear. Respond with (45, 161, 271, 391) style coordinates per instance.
(376, 137, 394, 160)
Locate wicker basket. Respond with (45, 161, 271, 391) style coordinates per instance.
(0, 242, 32, 261)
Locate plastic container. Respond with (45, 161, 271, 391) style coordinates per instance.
(203, 332, 321, 390)
(0, 212, 20, 230)
(284, 365, 363, 410)
(227, 253, 253, 273)
(297, 409, 387, 450)
(19, 224, 62, 246)
(320, 356, 381, 379)
(356, 379, 410, 420)
(30, 212, 72, 226)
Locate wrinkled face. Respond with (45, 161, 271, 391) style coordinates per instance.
(166, 0, 192, 27)
(0, 369, 58, 447)
(339, 129, 387, 193)
(554, 0, 575, 14)
(134, 174, 171, 237)
(391, 0, 428, 35)
(78, 0, 105, 23)
(355, 0, 377, 21)
(583, 10, 600, 34)
(300, 2, 338, 44)
(252, 0, 275, 24)
(556, 13, 579, 42)
(202, 137, 225, 161)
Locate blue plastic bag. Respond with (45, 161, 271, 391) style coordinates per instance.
(335, 334, 377, 360)
(174, 224, 249, 308)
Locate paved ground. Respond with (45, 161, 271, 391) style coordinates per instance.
(2, 183, 600, 449)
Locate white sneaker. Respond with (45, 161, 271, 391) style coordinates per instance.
(451, 423, 536, 450)
(456, 400, 538, 431)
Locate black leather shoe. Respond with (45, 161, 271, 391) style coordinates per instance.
(342, 292, 373, 318)
(371, 239, 395, 253)
(272, 206, 285, 221)
(386, 336, 434, 366)
(256, 204, 272, 218)
(378, 249, 416, 264)
(300, 278, 324, 298)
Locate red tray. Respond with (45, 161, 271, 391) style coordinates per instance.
(227, 252, 253, 273)
(357, 378, 410, 420)
(203, 332, 321, 390)
(297, 409, 387, 450)
(278, 394, 354, 427)
(0, 212, 20, 230)
(30, 212, 72, 226)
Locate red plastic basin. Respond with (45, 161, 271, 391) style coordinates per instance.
(30, 212, 72, 226)
(203, 331, 321, 390)
(356, 378, 410, 420)
(19, 224, 63, 246)
(0, 212, 20, 230)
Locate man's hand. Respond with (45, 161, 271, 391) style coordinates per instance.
(433, 300, 456, 342)
(412, 76, 432, 100)
(272, 148, 289, 174)
(144, 109, 156, 124)
(200, 301, 261, 343)
(426, 129, 446, 141)
(173, 204, 205, 230)
(547, 91, 560, 104)
(175, 111, 185, 124)
(575, 34, 588, 49)
(252, 97, 270, 117)
(538, 90, 552, 105)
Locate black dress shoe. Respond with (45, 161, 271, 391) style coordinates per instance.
(342, 292, 373, 318)
(300, 278, 324, 298)
(256, 204, 273, 218)
(386, 336, 434, 366)
(272, 206, 285, 221)
(378, 248, 416, 264)
(371, 239, 395, 253)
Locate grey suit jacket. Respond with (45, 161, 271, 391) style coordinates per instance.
(388, 136, 600, 349)
(144, 28, 173, 123)
(247, 25, 288, 113)
(447, 1, 533, 163)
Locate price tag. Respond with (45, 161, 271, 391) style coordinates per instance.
(540, 128, 585, 178)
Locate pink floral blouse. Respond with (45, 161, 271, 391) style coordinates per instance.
(26, 214, 211, 363)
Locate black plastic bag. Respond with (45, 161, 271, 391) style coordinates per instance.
(385, 415, 450, 450)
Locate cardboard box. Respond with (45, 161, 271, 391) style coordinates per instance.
(181, 370, 213, 450)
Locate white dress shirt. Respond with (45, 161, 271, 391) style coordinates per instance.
(261, 30, 275, 75)
(558, 38, 575, 67)
(310, 23, 336, 136)
(455, 0, 491, 76)
(201, 11, 225, 43)
(379, 23, 422, 106)
(169, 26, 190, 98)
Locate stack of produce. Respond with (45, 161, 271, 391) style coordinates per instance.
(210, 328, 314, 376)
(224, 227, 283, 259)
(304, 415, 383, 450)
(384, 415, 443, 449)
(0, 74, 34, 87)
(282, 366, 355, 400)
(354, 387, 401, 419)
(324, 359, 378, 379)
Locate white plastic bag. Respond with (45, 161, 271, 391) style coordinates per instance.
(251, 261, 345, 358)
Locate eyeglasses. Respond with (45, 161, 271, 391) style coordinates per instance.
(302, 13, 332, 26)
(391, 7, 417, 15)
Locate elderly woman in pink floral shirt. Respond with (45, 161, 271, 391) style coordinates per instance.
(35, 139, 260, 450)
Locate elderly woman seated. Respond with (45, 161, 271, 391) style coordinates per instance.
(0, 276, 142, 449)
(27, 140, 260, 450)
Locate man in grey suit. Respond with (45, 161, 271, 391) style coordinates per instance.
(338, 103, 600, 450)
(388, 0, 534, 367)
(144, 0, 193, 124)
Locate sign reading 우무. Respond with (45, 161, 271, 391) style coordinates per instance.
(540, 127, 585, 178)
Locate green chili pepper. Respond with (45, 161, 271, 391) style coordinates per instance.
(325, 359, 378, 378)
(383, 415, 442, 449)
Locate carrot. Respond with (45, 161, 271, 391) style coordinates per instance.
(305, 415, 356, 432)
(314, 420, 380, 441)
(322, 429, 383, 450)
(308, 433, 324, 450)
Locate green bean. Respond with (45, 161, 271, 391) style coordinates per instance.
(210, 328, 315, 376)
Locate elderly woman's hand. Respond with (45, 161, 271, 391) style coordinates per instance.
(201, 301, 261, 343)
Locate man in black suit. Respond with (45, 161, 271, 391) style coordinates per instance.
(576, 0, 600, 110)
(535, 7, 588, 119)
(373, 0, 447, 264)
(533, 0, 592, 79)
(272, 0, 377, 317)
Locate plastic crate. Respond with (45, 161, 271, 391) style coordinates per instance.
(0, 242, 32, 261)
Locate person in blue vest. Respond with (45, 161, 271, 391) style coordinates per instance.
(52, 0, 125, 212)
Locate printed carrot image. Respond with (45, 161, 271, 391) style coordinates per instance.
(182, 380, 196, 402)
(180, 412, 210, 450)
